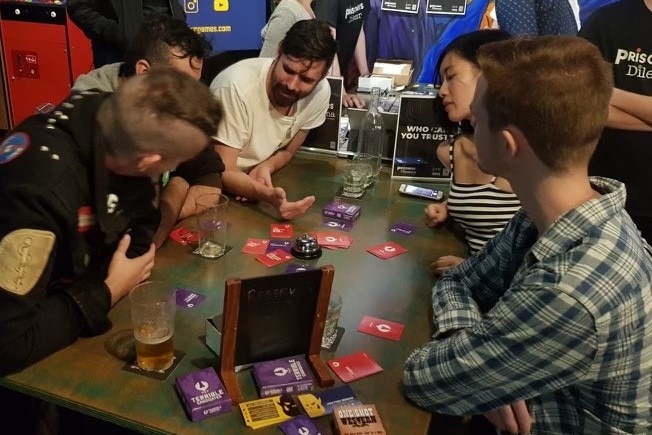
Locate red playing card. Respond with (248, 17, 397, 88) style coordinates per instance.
(327, 352, 383, 383)
(270, 223, 293, 238)
(255, 249, 293, 267)
(314, 232, 352, 248)
(357, 316, 405, 341)
(242, 238, 270, 255)
(366, 241, 407, 259)
(169, 227, 199, 245)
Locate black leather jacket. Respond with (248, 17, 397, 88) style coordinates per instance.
(0, 91, 159, 375)
(67, 0, 186, 51)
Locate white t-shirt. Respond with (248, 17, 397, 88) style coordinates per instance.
(210, 58, 329, 171)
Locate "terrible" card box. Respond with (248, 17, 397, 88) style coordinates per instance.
(253, 355, 315, 397)
(322, 202, 361, 223)
(175, 367, 232, 422)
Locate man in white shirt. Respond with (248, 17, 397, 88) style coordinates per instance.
(210, 20, 337, 219)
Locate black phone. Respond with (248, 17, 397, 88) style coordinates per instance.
(398, 184, 444, 201)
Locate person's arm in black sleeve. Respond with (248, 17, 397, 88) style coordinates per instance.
(67, 0, 125, 48)
(0, 191, 111, 376)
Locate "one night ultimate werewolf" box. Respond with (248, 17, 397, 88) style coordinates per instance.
(252, 355, 315, 397)
(175, 367, 232, 421)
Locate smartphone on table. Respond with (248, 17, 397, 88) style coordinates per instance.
(398, 184, 444, 201)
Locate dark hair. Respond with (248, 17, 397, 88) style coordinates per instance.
(478, 36, 613, 171)
(278, 19, 338, 72)
(434, 29, 511, 135)
(123, 15, 212, 77)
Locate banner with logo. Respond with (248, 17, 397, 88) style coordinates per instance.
(391, 94, 452, 181)
(183, 0, 265, 51)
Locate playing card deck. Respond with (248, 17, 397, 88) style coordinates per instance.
(175, 367, 232, 422)
(252, 355, 314, 397)
(322, 202, 361, 222)
(333, 404, 386, 435)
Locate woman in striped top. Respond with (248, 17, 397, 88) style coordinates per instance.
(424, 30, 521, 275)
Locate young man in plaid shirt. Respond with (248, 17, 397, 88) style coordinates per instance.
(403, 36, 652, 434)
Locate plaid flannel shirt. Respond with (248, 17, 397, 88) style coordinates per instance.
(403, 177, 652, 434)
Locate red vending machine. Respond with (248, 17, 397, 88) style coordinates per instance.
(0, 0, 92, 127)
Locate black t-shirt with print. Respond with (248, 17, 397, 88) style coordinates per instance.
(314, 0, 369, 78)
(580, 0, 652, 216)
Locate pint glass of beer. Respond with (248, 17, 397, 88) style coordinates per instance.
(129, 281, 176, 371)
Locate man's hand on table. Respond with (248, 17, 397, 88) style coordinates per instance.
(270, 186, 315, 220)
(431, 255, 464, 276)
(483, 400, 532, 435)
(343, 91, 365, 109)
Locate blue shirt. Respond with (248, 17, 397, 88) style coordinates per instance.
(495, 0, 578, 35)
(403, 177, 652, 434)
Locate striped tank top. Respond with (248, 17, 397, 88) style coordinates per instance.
(447, 141, 521, 254)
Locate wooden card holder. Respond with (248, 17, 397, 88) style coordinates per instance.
(219, 265, 335, 403)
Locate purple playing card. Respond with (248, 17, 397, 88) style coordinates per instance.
(321, 218, 353, 232)
(266, 239, 292, 253)
(280, 415, 323, 435)
(286, 263, 317, 273)
(175, 288, 207, 308)
(390, 222, 417, 235)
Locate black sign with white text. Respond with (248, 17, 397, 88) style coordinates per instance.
(303, 77, 343, 155)
(391, 95, 452, 181)
(381, 0, 420, 14)
(426, 0, 466, 15)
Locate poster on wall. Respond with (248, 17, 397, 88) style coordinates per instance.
(391, 95, 452, 181)
(381, 0, 421, 14)
(302, 77, 343, 155)
(426, 0, 467, 15)
(183, 0, 265, 52)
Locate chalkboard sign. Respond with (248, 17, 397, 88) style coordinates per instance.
(426, 0, 467, 15)
(220, 266, 335, 403)
(381, 0, 421, 14)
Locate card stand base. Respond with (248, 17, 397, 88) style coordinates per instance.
(308, 354, 334, 388)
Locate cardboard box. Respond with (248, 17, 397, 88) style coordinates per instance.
(175, 367, 232, 421)
(322, 202, 361, 222)
(252, 355, 314, 397)
(357, 75, 394, 93)
(372, 59, 413, 87)
(333, 404, 386, 435)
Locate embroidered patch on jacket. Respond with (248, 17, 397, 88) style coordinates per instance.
(0, 133, 31, 164)
(0, 229, 56, 295)
(77, 206, 96, 233)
